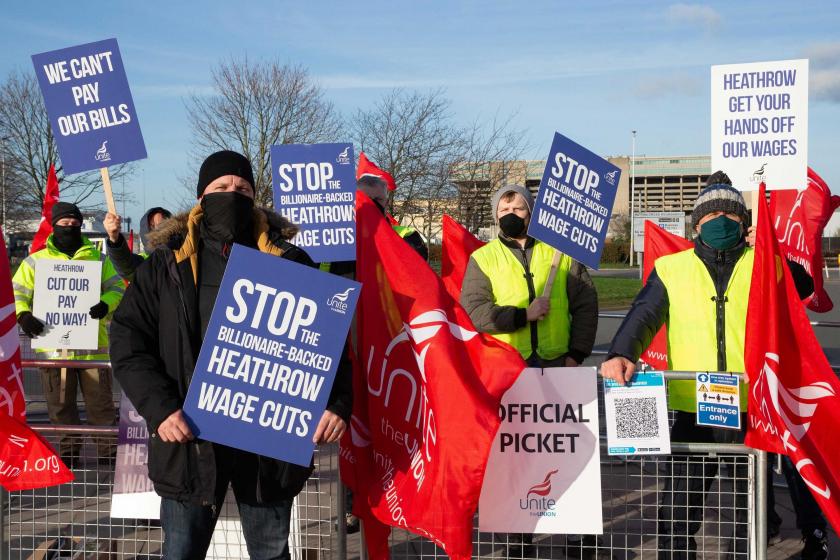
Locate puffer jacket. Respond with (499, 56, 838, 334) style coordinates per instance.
(110, 205, 351, 505)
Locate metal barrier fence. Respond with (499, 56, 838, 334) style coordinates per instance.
(13, 345, 840, 558)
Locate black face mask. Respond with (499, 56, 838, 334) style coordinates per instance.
(200, 192, 255, 242)
(52, 225, 83, 255)
(499, 213, 527, 238)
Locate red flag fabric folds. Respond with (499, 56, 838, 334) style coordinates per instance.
(639, 221, 692, 370)
(745, 184, 840, 535)
(769, 167, 840, 313)
(30, 164, 60, 255)
(357, 152, 397, 192)
(440, 215, 486, 302)
(340, 193, 524, 559)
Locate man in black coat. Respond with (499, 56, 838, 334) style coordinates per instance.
(111, 150, 351, 560)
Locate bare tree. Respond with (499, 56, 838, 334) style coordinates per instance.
(351, 89, 526, 240)
(0, 70, 132, 228)
(186, 59, 343, 207)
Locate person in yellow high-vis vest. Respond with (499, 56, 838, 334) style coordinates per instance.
(12, 202, 125, 464)
(601, 174, 818, 558)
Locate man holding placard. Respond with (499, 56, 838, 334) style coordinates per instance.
(13, 202, 125, 462)
(110, 150, 352, 560)
(461, 184, 598, 368)
(601, 176, 816, 557)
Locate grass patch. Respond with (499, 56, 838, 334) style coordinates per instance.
(593, 276, 641, 309)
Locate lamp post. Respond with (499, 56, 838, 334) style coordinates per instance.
(629, 130, 636, 268)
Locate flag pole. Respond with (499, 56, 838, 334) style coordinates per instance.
(100, 168, 117, 215)
(542, 250, 562, 297)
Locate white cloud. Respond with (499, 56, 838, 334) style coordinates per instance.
(667, 3, 722, 29)
(801, 42, 840, 103)
(633, 72, 704, 99)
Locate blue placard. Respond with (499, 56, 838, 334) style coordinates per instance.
(528, 132, 620, 269)
(271, 143, 356, 263)
(182, 244, 360, 466)
(31, 38, 146, 175)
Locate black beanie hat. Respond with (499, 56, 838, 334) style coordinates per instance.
(196, 150, 255, 198)
(51, 202, 83, 226)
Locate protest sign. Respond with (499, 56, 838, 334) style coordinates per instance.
(111, 394, 159, 519)
(479, 367, 602, 534)
(604, 372, 671, 456)
(32, 259, 101, 350)
(711, 59, 808, 191)
(696, 372, 741, 430)
(183, 245, 360, 467)
(528, 132, 620, 269)
(632, 212, 685, 252)
(31, 38, 147, 212)
(271, 143, 356, 263)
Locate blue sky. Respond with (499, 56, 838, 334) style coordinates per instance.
(2, 1, 839, 223)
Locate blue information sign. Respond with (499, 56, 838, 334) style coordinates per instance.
(528, 132, 620, 269)
(31, 38, 146, 174)
(271, 143, 356, 263)
(696, 372, 741, 429)
(182, 245, 360, 466)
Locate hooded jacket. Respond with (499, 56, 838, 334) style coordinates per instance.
(110, 205, 351, 504)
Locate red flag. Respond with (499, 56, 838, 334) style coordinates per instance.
(639, 221, 692, 369)
(341, 193, 524, 559)
(30, 165, 60, 255)
(745, 184, 840, 534)
(0, 413, 74, 491)
(127, 229, 134, 253)
(357, 152, 397, 191)
(769, 167, 840, 313)
(0, 229, 26, 421)
(440, 215, 486, 301)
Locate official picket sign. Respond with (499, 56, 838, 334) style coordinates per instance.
(32, 259, 101, 350)
(271, 143, 356, 263)
(696, 372, 741, 430)
(182, 245, 360, 466)
(111, 394, 159, 519)
(528, 133, 620, 269)
(31, 38, 146, 175)
(479, 367, 602, 534)
(711, 59, 808, 190)
(632, 212, 685, 252)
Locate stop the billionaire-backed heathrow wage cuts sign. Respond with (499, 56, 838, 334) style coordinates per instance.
(182, 244, 360, 467)
(271, 143, 357, 263)
(528, 132, 620, 269)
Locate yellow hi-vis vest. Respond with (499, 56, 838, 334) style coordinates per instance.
(471, 239, 572, 360)
(655, 247, 753, 412)
(12, 235, 125, 360)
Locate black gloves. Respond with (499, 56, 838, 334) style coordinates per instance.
(89, 301, 109, 320)
(17, 312, 44, 337)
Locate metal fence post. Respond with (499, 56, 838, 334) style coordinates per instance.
(337, 481, 347, 560)
(0, 487, 6, 560)
(755, 450, 768, 560)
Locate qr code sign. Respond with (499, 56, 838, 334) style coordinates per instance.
(614, 397, 659, 439)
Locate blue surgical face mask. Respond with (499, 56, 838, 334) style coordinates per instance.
(699, 215, 743, 250)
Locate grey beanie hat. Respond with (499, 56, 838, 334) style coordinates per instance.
(691, 183, 750, 229)
(490, 184, 534, 222)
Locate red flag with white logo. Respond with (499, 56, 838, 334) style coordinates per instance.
(30, 164, 60, 255)
(0, 413, 74, 491)
(745, 184, 840, 534)
(639, 220, 692, 369)
(340, 193, 524, 559)
(440, 215, 486, 301)
(769, 167, 840, 313)
(0, 229, 26, 421)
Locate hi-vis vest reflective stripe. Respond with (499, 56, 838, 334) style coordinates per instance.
(472, 239, 572, 360)
(656, 247, 753, 412)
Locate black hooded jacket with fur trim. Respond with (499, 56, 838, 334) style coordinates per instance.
(110, 205, 352, 504)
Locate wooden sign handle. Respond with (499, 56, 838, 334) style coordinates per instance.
(100, 167, 117, 215)
(542, 250, 562, 297)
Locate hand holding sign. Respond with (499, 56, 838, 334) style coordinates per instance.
(32, 38, 147, 213)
